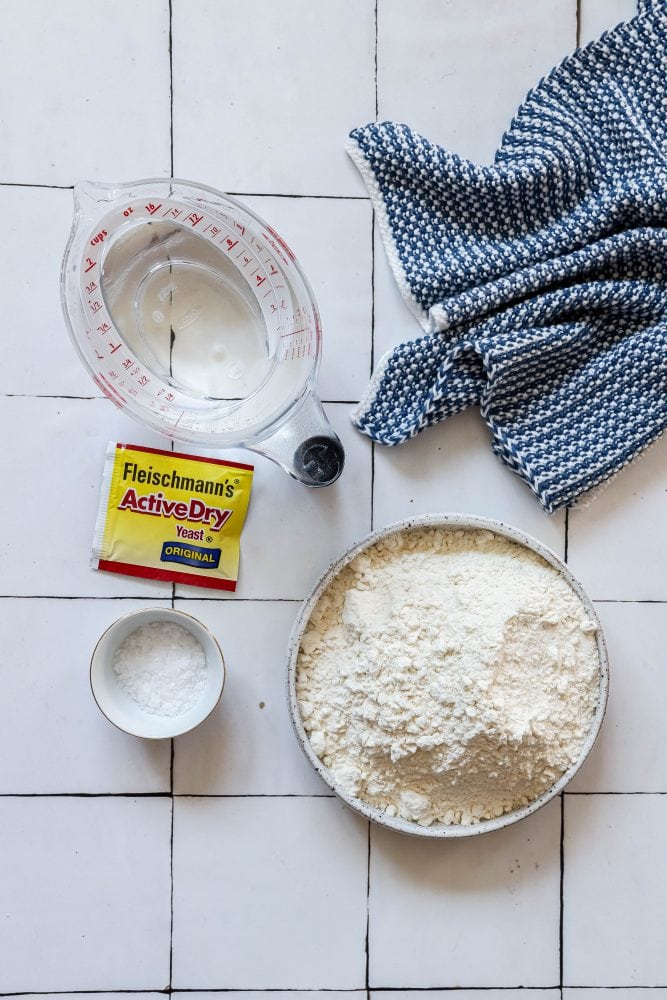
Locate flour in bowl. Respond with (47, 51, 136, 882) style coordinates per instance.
(296, 527, 600, 826)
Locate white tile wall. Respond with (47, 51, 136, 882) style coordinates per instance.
(0, 0, 171, 185)
(566, 992, 667, 1000)
(172, 0, 376, 195)
(563, 795, 667, 985)
(368, 799, 561, 987)
(180, 995, 359, 1000)
(579, 0, 638, 43)
(568, 434, 667, 600)
(0, 797, 171, 991)
(374, 993, 560, 1000)
(0, 186, 95, 396)
(372, 406, 566, 553)
(172, 599, 328, 795)
(377, 0, 577, 164)
(0, 598, 171, 793)
(171, 797, 368, 988)
(2, 0, 665, 994)
(569, 603, 667, 792)
(0, 397, 171, 597)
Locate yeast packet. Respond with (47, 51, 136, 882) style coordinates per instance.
(93, 443, 253, 591)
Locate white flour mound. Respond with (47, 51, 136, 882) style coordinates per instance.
(296, 527, 600, 826)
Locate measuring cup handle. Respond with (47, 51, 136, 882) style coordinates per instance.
(293, 435, 345, 487)
(249, 390, 345, 487)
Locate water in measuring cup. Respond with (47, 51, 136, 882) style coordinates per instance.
(100, 222, 275, 403)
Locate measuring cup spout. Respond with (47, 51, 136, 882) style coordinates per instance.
(250, 391, 345, 488)
(73, 180, 116, 216)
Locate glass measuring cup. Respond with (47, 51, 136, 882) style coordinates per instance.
(61, 179, 345, 487)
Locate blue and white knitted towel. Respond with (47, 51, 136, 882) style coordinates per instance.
(347, 0, 667, 513)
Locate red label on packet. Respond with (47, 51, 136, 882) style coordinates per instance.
(92, 443, 253, 591)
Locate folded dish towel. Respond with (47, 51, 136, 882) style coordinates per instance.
(347, 0, 667, 513)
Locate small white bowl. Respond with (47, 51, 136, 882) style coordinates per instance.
(287, 513, 609, 838)
(90, 607, 225, 739)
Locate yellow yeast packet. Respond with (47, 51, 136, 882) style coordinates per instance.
(93, 443, 253, 591)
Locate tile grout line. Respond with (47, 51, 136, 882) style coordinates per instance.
(9, 988, 667, 996)
(3, 589, 666, 603)
(0, 986, 370, 997)
(369, 220, 376, 533)
(559, 793, 565, 997)
(169, 346, 175, 995)
(0, 792, 339, 798)
(0, 182, 368, 201)
(169, 749, 175, 992)
(374, 0, 379, 121)
(2, 791, 665, 797)
(169, 0, 174, 177)
(364, 989, 667, 994)
(367, 11, 379, 1000)
(3, 790, 666, 798)
(226, 191, 370, 201)
(0, 394, 361, 403)
(0, 596, 305, 602)
(1, 394, 97, 400)
(369, 0, 378, 541)
(365, 821, 371, 998)
(0, 181, 74, 190)
(560, 505, 569, 997)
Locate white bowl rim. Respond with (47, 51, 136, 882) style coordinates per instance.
(286, 513, 609, 838)
(90, 605, 226, 739)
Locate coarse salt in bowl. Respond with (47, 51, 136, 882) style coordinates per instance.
(90, 606, 225, 739)
(287, 514, 609, 838)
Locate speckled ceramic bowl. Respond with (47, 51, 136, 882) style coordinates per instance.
(287, 514, 609, 838)
(90, 606, 225, 739)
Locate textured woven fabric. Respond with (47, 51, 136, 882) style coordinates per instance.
(347, 0, 667, 513)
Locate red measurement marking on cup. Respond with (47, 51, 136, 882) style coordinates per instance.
(84, 258, 96, 273)
(185, 212, 203, 227)
(145, 203, 162, 215)
(86, 280, 98, 294)
(97, 322, 110, 334)
(88, 299, 102, 314)
(95, 374, 126, 408)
